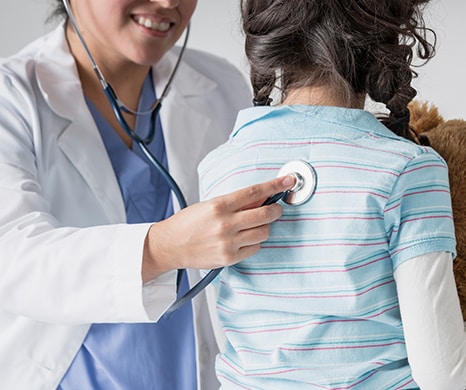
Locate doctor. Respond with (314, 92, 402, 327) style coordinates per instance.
(0, 0, 295, 389)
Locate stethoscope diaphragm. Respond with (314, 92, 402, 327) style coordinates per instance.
(278, 160, 317, 205)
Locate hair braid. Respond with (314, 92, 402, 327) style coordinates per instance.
(241, 0, 436, 141)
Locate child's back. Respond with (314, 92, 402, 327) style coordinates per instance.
(199, 0, 466, 388)
(200, 105, 454, 388)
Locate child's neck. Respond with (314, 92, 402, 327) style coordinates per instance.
(282, 86, 365, 109)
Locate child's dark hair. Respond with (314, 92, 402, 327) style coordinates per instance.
(241, 0, 436, 141)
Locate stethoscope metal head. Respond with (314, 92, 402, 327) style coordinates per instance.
(278, 160, 317, 205)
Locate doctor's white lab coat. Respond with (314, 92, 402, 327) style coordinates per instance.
(0, 23, 251, 389)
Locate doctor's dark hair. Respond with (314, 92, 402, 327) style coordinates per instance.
(241, 0, 436, 141)
(48, 1, 66, 21)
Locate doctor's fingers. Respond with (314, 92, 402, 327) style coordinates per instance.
(232, 203, 283, 233)
(224, 222, 278, 265)
(235, 222, 272, 251)
(202, 223, 271, 268)
(222, 174, 296, 211)
(213, 207, 280, 265)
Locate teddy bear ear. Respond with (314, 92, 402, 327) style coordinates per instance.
(408, 100, 444, 134)
(408, 127, 430, 146)
(418, 134, 431, 146)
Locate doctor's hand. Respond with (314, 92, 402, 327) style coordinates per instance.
(142, 174, 296, 282)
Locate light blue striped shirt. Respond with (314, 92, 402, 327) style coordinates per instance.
(198, 105, 456, 389)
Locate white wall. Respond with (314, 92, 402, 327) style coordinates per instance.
(1, 0, 464, 120)
(0, 1, 54, 54)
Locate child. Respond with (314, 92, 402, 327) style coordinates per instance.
(199, 0, 466, 388)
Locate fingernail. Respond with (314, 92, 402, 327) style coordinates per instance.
(282, 174, 295, 187)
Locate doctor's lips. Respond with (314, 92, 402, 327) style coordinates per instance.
(133, 16, 171, 33)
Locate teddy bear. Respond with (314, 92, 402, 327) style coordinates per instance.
(408, 100, 466, 319)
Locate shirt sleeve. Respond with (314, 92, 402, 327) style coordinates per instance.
(384, 150, 456, 269)
(394, 251, 466, 389)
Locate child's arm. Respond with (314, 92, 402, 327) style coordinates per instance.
(395, 252, 466, 389)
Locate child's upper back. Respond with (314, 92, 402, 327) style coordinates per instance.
(199, 105, 455, 388)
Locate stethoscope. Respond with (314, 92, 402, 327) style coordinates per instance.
(162, 160, 317, 319)
(62, 0, 188, 209)
(62, 0, 318, 319)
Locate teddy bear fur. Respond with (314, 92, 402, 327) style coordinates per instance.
(409, 100, 466, 319)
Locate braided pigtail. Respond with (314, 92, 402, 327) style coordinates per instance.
(241, 0, 330, 106)
(362, 1, 436, 140)
(250, 66, 275, 106)
(241, 0, 436, 142)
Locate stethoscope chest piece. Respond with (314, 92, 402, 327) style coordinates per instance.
(278, 160, 317, 205)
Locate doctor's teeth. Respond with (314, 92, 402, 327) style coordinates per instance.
(136, 17, 170, 32)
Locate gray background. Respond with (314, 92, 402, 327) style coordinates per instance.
(1, 0, 464, 120)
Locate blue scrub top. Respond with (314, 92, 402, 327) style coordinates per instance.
(59, 73, 197, 389)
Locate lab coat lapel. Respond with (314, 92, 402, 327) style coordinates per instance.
(56, 107, 126, 224)
(153, 50, 216, 208)
(35, 26, 126, 223)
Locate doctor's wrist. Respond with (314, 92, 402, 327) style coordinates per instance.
(142, 222, 174, 283)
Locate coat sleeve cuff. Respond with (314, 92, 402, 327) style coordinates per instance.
(142, 270, 178, 321)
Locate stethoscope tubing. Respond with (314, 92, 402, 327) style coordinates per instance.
(62, 0, 193, 313)
(63, 0, 292, 318)
(162, 268, 223, 319)
(104, 85, 191, 303)
(104, 84, 158, 146)
(103, 85, 188, 209)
